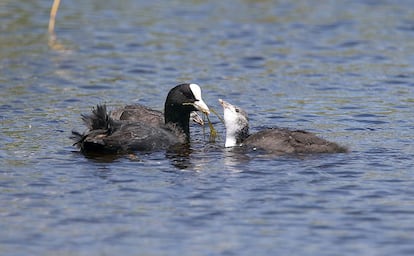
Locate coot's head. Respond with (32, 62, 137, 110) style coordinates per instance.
(165, 83, 210, 115)
(164, 83, 210, 137)
(219, 99, 249, 147)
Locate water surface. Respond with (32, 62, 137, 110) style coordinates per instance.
(1, 0, 414, 255)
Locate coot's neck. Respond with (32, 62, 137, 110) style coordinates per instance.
(225, 126, 250, 147)
(225, 136, 237, 147)
(164, 105, 191, 140)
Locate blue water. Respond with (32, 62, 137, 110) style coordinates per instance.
(1, 0, 414, 255)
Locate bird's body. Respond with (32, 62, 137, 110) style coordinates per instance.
(72, 105, 187, 153)
(243, 127, 347, 154)
(110, 104, 165, 127)
(111, 104, 204, 126)
(219, 99, 347, 154)
(72, 84, 210, 154)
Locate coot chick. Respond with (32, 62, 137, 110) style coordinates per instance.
(219, 99, 347, 154)
(71, 84, 210, 154)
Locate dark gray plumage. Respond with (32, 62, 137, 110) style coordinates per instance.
(71, 84, 210, 154)
(219, 99, 347, 154)
(111, 104, 204, 126)
(71, 105, 187, 153)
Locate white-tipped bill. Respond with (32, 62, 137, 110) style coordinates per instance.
(190, 83, 210, 115)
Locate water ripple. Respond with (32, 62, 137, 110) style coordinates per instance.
(1, 0, 414, 255)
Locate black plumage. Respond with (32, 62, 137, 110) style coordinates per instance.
(72, 84, 210, 154)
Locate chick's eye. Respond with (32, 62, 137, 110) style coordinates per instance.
(235, 108, 240, 113)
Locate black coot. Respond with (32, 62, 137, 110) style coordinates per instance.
(219, 99, 347, 154)
(71, 84, 210, 154)
(110, 104, 204, 126)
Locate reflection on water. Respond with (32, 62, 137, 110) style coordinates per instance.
(223, 148, 252, 172)
(1, 0, 414, 255)
(165, 144, 194, 170)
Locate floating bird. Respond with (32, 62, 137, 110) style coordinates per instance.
(72, 84, 210, 154)
(219, 99, 347, 154)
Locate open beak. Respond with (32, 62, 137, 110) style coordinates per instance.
(193, 98, 210, 115)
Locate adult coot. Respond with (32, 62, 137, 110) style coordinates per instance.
(71, 84, 210, 154)
(110, 104, 204, 126)
(219, 99, 347, 154)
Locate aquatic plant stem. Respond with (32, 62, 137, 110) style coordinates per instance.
(48, 0, 61, 34)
